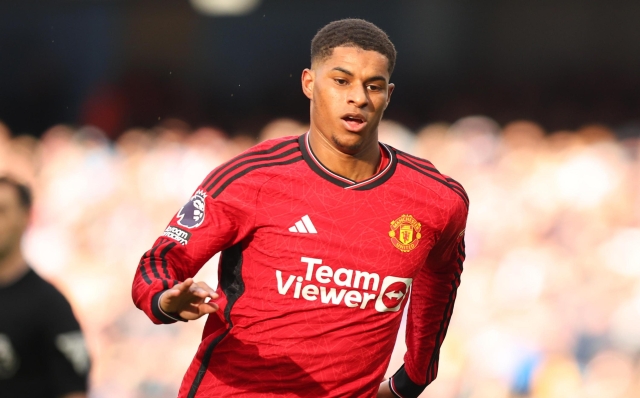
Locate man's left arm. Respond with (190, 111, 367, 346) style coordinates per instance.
(384, 196, 468, 398)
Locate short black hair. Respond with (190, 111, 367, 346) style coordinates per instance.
(311, 19, 397, 75)
(0, 176, 32, 211)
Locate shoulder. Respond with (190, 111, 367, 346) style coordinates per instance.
(16, 269, 79, 328)
(200, 135, 303, 198)
(391, 146, 469, 210)
(25, 269, 74, 308)
(16, 269, 62, 297)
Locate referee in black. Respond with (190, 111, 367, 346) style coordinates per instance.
(0, 176, 90, 398)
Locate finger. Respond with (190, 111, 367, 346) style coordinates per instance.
(184, 300, 218, 315)
(188, 288, 217, 303)
(165, 279, 191, 299)
(177, 278, 194, 293)
(179, 301, 219, 321)
(189, 283, 218, 300)
(199, 301, 219, 314)
(160, 279, 197, 310)
(194, 282, 219, 299)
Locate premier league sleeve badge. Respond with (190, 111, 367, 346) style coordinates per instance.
(176, 190, 207, 228)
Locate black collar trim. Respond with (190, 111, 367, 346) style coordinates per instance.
(298, 133, 397, 190)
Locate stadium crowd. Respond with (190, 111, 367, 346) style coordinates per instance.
(0, 116, 639, 398)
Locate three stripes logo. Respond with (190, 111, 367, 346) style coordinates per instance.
(289, 215, 317, 234)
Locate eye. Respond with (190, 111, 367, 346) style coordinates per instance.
(367, 84, 382, 92)
(334, 78, 348, 85)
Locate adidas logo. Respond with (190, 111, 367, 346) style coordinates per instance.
(288, 215, 317, 234)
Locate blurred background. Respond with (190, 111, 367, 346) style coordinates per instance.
(1, 0, 639, 397)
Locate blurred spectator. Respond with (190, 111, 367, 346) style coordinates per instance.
(0, 115, 638, 397)
(0, 176, 90, 398)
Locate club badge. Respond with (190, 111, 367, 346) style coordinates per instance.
(389, 214, 422, 253)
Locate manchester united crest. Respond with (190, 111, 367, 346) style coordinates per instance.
(389, 214, 422, 252)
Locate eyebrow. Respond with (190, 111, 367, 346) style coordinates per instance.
(331, 67, 353, 76)
(331, 67, 387, 83)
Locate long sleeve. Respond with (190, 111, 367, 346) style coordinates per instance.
(389, 194, 468, 398)
(131, 169, 259, 325)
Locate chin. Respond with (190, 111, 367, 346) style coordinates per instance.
(331, 134, 363, 154)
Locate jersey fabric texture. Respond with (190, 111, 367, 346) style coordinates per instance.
(132, 133, 469, 398)
(0, 268, 90, 397)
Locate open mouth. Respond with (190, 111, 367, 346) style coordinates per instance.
(341, 114, 366, 131)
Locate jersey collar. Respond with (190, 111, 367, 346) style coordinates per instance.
(298, 132, 397, 190)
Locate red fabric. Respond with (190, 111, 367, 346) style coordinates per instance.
(132, 134, 468, 397)
(376, 144, 390, 174)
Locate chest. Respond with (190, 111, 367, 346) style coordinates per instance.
(245, 177, 447, 312)
(0, 291, 45, 377)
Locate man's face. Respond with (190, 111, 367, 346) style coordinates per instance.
(303, 46, 394, 155)
(0, 185, 29, 258)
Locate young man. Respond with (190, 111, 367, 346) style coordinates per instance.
(132, 19, 468, 398)
(0, 177, 91, 398)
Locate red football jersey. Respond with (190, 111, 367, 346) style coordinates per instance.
(132, 133, 468, 398)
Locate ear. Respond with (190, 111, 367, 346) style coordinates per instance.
(301, 68, 314, 100)
(386, 83, 395, 106)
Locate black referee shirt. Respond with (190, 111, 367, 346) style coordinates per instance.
(0, 268, 90, 397)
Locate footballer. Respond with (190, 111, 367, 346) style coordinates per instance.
(132, 18, 468, 398)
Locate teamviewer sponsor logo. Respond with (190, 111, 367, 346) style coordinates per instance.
(375, 276, 413, 312)
(275, 257, 412, 312)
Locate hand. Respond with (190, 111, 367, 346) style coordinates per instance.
(159, 278, 219, 320)
(377, 379, 395, 398)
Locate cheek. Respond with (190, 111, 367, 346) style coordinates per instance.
(373, 96, 389, 113)
(0, 222, 16, 245)
(314, 89, 340, 117)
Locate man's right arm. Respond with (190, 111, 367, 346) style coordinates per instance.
(131, 173, 257, 324)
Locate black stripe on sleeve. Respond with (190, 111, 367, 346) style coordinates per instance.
(396, 150, 439, 172)
(146, 242, 177, 281)
(148, 245, 162, 279)
(427, 272, 460, 381)
(397, 159, 469, 208)
(458, 244, 466, 258)
(207, 148, 300, 193)
(445, 177, 469, 202)
(392, 239, 465, 397)
(202, 138, 299, 188)
(211, 156, 303, 198)
(205, 141, 299, 192)
(396, 151, 470, 205)
(159, 242, 177, 279)
(139, 260, 152, 285)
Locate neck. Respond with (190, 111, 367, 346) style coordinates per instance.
(308, 129, 380, 182)
(0, 246, 28, 286)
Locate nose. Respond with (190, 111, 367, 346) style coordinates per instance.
(347, 84, 369, 108)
